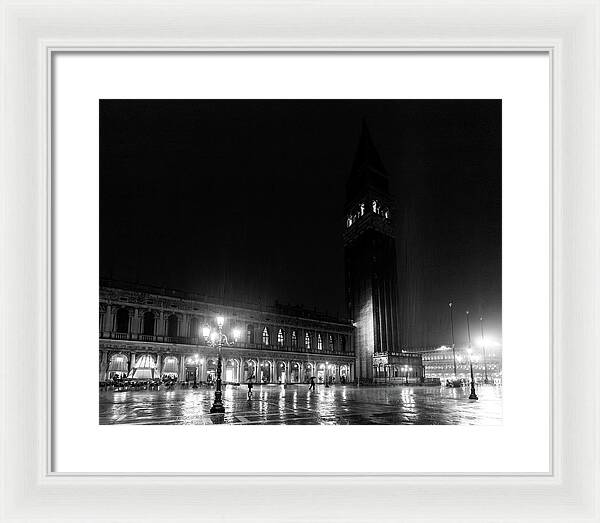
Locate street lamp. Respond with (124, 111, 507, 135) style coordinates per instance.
(480, 315, 489, 384)
(467, 348, 478, 400)
(466, 310, 478, 400)
(449, 301, 457, 377)
(203, 315, 235, 414)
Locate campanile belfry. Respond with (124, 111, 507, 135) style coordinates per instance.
(343, 121, 401, 381)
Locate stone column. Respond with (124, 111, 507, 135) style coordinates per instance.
(178, 355, 186, 381)
(98, 351, 105, 381)
(131, 309, 140, 334)
(129, 352, 136, 375)
(157, 311, 165, 336)
(200, 359, 207, 382)
(104, 305, 113, 332)
(239, 358, 244, 383)
(156, 353, 162, 377)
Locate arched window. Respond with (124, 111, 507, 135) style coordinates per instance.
(262, 327, 270, 345)
(341, 335, 347, 352)
(317, 333, 323, 350)
(291, 330, 297, 348)
(167, 314, 178, 338)
(305, 332, 311, 349)
(277, 328, 284, 346)
(189, 317, 200, 338)
(247, 324, 255, 344)
(115, 308, 129, 333)
(142, 311, 155, 335)
(328, 334, 334, 351)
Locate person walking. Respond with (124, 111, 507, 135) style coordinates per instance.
(308, 376, 316, 391)
(247, 374, 255, 399)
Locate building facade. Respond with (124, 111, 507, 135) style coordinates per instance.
(99, 282, 355, 384)
(414, 346, 503, 385)
(343, 122, 422, 381)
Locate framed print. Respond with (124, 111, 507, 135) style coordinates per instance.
(1, 0, 599, 521)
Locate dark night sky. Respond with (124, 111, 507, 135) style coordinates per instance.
(100, 100, 501, 348)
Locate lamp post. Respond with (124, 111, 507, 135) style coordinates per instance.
(449, 301, 457, 376)
(325, 361, 330, 388)
(466, 310, 478, 400)
(203, 315, 235, 414)
(480, 315, 489, 384)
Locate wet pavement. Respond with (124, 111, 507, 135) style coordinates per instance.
(99, 383, 502, 425)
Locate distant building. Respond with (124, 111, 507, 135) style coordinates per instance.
(99, 281, 355, 384)
(412, 345, 503, 385)
(343, 121, 424, 382)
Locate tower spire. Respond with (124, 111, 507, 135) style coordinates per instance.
(346, 119, 390, 201)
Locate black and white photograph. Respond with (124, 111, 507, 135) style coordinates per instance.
(99, 99, 502, 425)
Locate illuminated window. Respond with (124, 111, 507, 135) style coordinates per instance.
(305, 332, 311, 349)
(277, 328, 284, 346)
(360, 203, 365, 215)
(317, 334, 323, 350)
(291, 330, 297, 348)
(372, 200, 378, 213)
(262, 327, 270, 345)
(328, 334, 334, 351)
(247, 324, 255, 344)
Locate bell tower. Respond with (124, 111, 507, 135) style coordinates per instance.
(343, 121, 401, 381)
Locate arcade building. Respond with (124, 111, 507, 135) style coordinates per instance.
(99, 282, 355, 384)
(99, 121, 425, 384)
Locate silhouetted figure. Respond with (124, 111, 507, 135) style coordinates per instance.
(309, 377, 316, 391)
(247, 374, 255, 399)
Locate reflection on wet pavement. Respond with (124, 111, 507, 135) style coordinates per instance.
(100, 384, 502, 425)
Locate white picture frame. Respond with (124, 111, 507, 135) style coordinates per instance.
(1, 0, 598, 521)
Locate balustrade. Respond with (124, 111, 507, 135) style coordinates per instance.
(100, 330, 354, 355)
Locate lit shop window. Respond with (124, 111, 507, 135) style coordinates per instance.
(262, 327, 270, 345)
